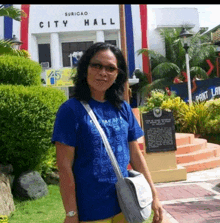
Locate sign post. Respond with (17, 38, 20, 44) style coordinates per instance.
(141, 108, 187, 183)
(142, 108, 176, 153)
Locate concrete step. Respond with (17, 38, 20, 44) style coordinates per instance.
(179, 156, 220, 172)
(176, 138, 207, 155)
(175, 133, 194, 146)
(175, 135, 220, 172)
(176, 143, 220, 164)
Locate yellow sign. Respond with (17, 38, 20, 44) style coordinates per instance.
(0, 215, 8, 223)
(46, 68, 76, 87)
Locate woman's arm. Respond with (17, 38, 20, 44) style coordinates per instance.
(129, 140, 163, 223)
(56, 141, 79, 223)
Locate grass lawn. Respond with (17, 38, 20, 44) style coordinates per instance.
(9, 184, 154, 223)
(9, 185, 65, 223)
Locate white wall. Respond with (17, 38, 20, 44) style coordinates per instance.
(27, 5, 120, 68)
(29, 5, 120, 34)
(0, 5, 201, 71)
(131, 4, 143, 70)
(12, 4, 21, 39)
(147, 7, 200, 56)
(154, 8, 199, 31)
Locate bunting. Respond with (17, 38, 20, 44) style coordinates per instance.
(124, 4, 151, 80)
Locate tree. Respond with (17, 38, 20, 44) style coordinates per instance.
(0, 4, 26, 21)
(0, 4, 27, 57)
(138, 28, 217, 95)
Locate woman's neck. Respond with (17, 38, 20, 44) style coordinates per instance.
(91, 90, 106, 102)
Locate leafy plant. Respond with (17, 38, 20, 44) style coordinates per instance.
(139, 89, 176, 113)
(0, 4, 26, 21)
(137, 28, 217, 94)
(161, 95, 188, 132)
(181, 102, 210, 135)
(0, 85, 67, 176)
(204, 99, 220, 134)
(0, 55, 42, 86)
(140, 91, 217, 136)
(0, 39, 31, 57)
(0, 5, 27, 57)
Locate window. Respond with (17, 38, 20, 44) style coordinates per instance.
(62, 41, 94, 67)
(105, 40, 117, 46)
(38, 44, 51, 68)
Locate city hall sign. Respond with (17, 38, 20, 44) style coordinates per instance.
(30, 5, 120, 34)
(38, 18, 116, 29)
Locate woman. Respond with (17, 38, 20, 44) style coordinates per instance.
(52, 42, 163, 223)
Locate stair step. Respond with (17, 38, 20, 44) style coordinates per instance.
(176, 145, 220, 164)
(175, 133, 194, 146)
(176, 138, 207, 155)
(207, 143, 220, 156)
(179, 156, 220, 172)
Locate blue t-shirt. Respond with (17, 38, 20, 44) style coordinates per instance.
(52, 98, 144, 221)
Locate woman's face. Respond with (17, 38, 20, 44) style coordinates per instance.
(87, 49, 118, 96)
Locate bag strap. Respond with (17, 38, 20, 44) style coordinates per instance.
(80, 101, 124, 180)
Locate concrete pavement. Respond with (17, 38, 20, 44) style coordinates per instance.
(155, 167, 220, 223)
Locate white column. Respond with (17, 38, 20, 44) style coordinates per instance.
(185, 52, 192, 105)
(50, 33, 61, 69)
(117, 30, 121, 49)
(96, 30, 105, 42)
(30, 34, 39, 62)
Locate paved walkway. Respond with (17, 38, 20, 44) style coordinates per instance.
(155, 167, 220, 223)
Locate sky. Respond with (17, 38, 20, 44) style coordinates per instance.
(148, 4, 220, 31)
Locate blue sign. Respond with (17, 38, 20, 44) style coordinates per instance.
(170, 78, 220, 103)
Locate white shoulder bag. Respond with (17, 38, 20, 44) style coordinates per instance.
(80, 101, 153, 223)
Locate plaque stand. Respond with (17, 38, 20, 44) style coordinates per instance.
(143, 150, 187, 183)
(139, 109, 187, 183)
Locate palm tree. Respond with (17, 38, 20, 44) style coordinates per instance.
(138, 28, 216, 95)
(0, 4, 27, 57)
(0, 4, 26, 21)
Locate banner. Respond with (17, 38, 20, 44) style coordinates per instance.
(46, 68, 76, 86)
(170, 78, 220, 103)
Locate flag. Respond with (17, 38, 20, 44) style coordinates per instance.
(20, 4, 30, 50)
(3, 4, 13, 40)
(125, 4, 151, 82)
(2, 4, 30, 51)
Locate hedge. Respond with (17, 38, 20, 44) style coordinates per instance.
(140, 90, 220, 136)
(0, 55, 42, 86)
(0, 85, 67, 176)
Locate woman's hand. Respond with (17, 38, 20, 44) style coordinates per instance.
(152, 196, 163, 223)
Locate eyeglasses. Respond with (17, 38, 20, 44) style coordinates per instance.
(89, 63, 119, 75)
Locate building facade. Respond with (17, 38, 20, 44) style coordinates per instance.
(147, 7, 200, 56)
(1, 4, 201, 101)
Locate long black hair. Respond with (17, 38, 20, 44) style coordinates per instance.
(72, 42, 128, 109)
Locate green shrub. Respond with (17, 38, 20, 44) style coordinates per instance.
(140, 91, 216, 136)
(0, 85, 67, 176)
(139, 89, 176, 113)
(161, 96, 188, 132)
(205, 99, 220, 119)
(181, 102, 211, 135)
(162, 98, 211, 135)
(0, 55, 42, 86)
(204, 99, 220, 134)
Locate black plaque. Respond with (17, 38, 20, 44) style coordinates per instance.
(142, 108, 176, 153)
